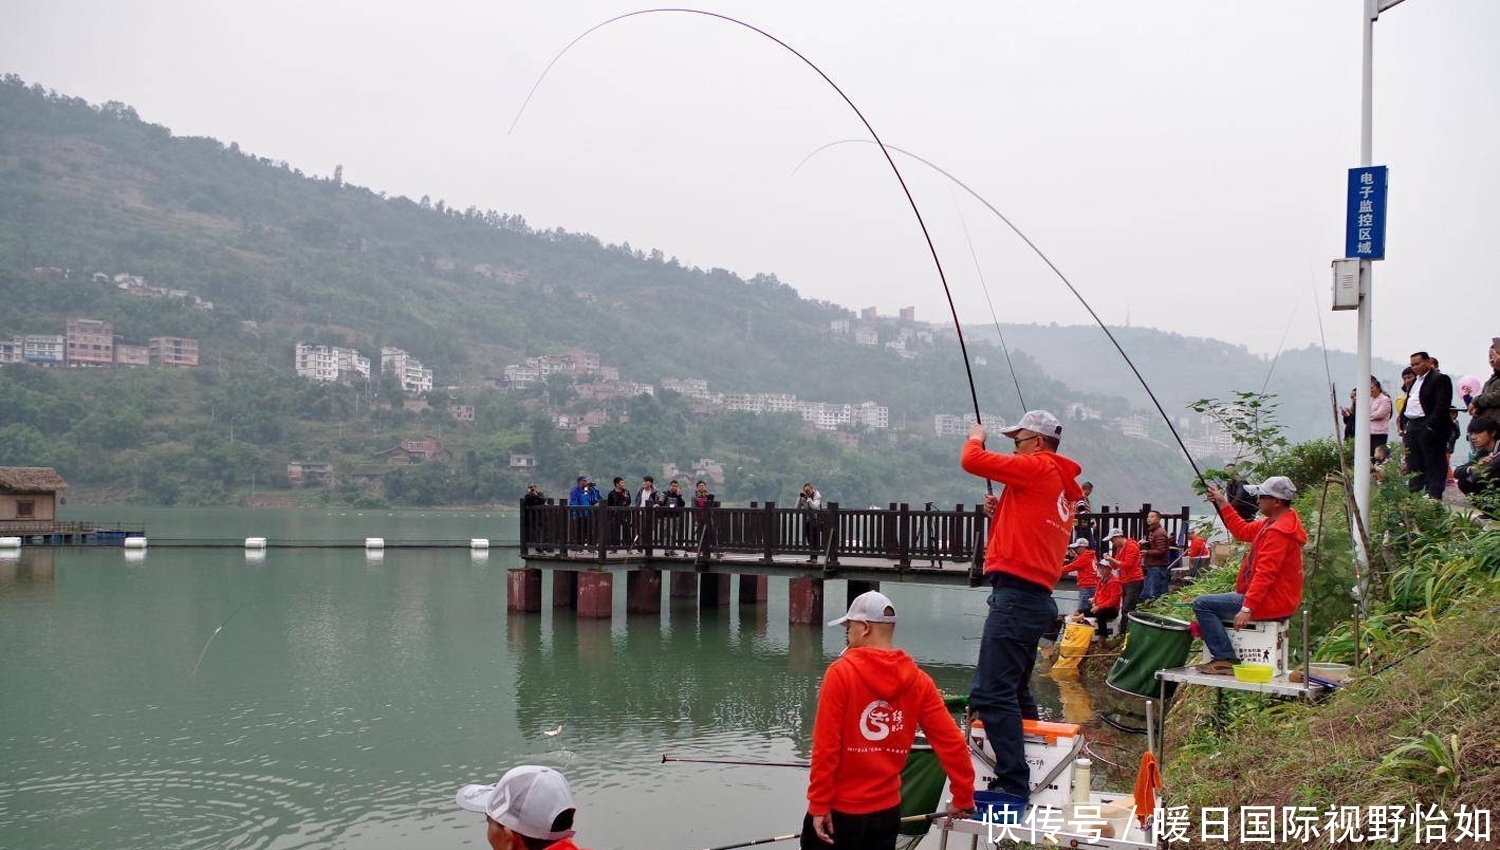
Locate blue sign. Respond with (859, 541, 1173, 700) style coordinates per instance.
(1345, 165, 1389, 260)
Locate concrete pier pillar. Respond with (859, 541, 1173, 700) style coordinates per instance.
(507, 568, 542, 614)
(669, 571, 698, 598)
(627, 569, 662, 614)
(553, 570, 579, 610)
(738, 574, 769, 604)
(699, 572, 731, 608)
(788, 577, 825, 626)
(577, 572, 613, 619)
(847, 580, 881, 605)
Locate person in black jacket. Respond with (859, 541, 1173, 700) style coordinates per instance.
(1456, 416, 1500, 515)
(657, 479, 687, 554)
(605, 476, 633, 551)
(692, 480, 720, 559)
(521, 484, 550, 553)
(1404, 351, 1454, 499)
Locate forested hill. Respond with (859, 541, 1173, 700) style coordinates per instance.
(0, 75, 1213, 509)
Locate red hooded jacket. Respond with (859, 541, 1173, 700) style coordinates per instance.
(807, 647, 976, 816)
(1109, 538, 1144, 584)
(1216, 504, 1307, 620)
(960, 442, 1084, 589)
(1092, 568, 1122, 612)
(1062, 548, 1098, 589)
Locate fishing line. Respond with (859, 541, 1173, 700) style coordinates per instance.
(1259, 298, 1302, 396)
(794, 140, 1209, 487)
(510, 8, 991, 488)
(191, 600, 247, 677)
(954, 194, 1026, 412)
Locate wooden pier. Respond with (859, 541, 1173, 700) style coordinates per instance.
(0, 520, 146, 547)
(514, 501, 1190, 624)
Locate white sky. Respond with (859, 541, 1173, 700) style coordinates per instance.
(5, 0, 1498, 382)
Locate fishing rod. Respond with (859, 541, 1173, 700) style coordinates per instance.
(954, 195, 1026, 412)
(511, 8, 992, 492)
(662, 754, 809, 769)
(678, 813, 948, 850)
(793, 140, 1208, 487)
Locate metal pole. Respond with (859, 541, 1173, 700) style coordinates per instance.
(1352, 0, 1377, 576)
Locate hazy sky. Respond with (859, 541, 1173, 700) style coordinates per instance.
(5, 1, 1498, 382)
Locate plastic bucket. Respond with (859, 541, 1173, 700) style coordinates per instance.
(1105, 611, 1193, 698)
(1052, 621, 1095, 672)
(970, 790, 1027, 825)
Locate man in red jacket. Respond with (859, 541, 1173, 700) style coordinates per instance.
(1061, 538, 1098, 614)
(959, 410, 1084, 807)
(1103, 528, 1144, 623)
(805, 591, 975, 850)
(1194, 476, 1307, 675)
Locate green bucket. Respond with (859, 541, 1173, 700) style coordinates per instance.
(899, 737, 945, 836)
(1105, 611, 1193, 698)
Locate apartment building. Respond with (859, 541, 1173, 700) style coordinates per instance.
(0, 338, 20, 364)
(149, 336, 200, 367)
(380, 347, 434, 395)
(23, 335, 65, 364)
(295, 343, 370, 383)
(114, 343, 150, 367)
(65, 318, 114, 366)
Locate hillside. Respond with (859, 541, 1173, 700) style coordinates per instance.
(1, 75, 1231, 510)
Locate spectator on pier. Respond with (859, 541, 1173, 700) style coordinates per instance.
(1396, 366, 1417, 435)
(1404, 351, 1454, 500)
(1468, 337, 1500, 420)
(692, 480, 720, 559)
(658, 479, 687, 555)
(1140, 511, 1172, 601)
(1194, 476, 1306, 676)
(1456, 416, 1500, 511)
(958, 409, 1083, 809)
(805, 591, 974, 850)
(605, 477, 633, 552)
(568, 476, 601, 553)
(522, 484, 549, 554)
(636, 476, 660, 508)
(1103, 527, 1144, 623)
(797, 482, 825, 564)
(1062, 538, 1097, 614)
(456, 765, 591, 850)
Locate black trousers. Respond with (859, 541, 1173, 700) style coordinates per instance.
(800, 805, 900, 850)
(1405, 418, 1449, 499)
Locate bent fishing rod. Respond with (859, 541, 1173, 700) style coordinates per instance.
(662, 754, 809, 769)
(510, 7, 993, 491)
(793, 140, 1212, 489)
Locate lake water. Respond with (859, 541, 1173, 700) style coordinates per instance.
(0, 508, 1142, 850)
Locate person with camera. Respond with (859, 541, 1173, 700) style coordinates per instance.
(797, 482, 825, 563)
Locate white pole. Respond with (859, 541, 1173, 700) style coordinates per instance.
(1352, 0, 1376, 573)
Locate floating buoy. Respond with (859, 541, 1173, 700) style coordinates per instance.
(123, 537, 148, 550)
(0, 537, 20, 549)
(245, 537, 268, 550)
(365, 537, 385, 550)
(470, 538, 490, 550)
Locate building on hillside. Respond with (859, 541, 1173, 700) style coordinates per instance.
(149, 337, 200, 367)
(295, 343, 370, 383)
(65, 318, 114, 366)
(502, 363, 541, 390)
(508, 454, 536, 470)
(854, 327, 879, 346)
(114, 343, 149, 367)
(830, 319, 850, 335)
(23, 334, 65, 365)
(661, 377, 711, 399)
(448, 404, 475, 422)
(348, 468, 389, 493)
(0, 338, 21, 364)
(899, 306, 915, 322)
(286, 461, 334, 488)
(374, 437, 452, 464)
(380, 347, 434, 395)
(933, 412, 1006, 437)
(0, 467, 68, 527)
(559, 348, 601, 374)
(860, 306, 878, 320)
(854, 402, 890, 430)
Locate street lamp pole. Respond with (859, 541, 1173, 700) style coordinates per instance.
(1353, 0, 1410, 568)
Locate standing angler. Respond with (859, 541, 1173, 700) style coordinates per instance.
(959, 410, 1083, 808)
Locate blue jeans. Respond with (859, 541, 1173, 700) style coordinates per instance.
(970, 580, 1057, 799)
(1076, 586, 1096, 614)
(1192, 592, 1245, 662)
(1142, 566, 1170, 600)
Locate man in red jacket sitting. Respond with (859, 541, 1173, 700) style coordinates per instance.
(805, 591, 975, 850)
(959, 410, 1084, 808)
(1194, 476, 1307, 675)
(456, 765, 591, 850)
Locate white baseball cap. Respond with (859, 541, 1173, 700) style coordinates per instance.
(1072, 538, 1091, 548)
(1106, 527, 1126, 539)
(456, 765, 577, 841)
(999, 410, 1063, 441)
(828, 590, 897, 627)
(1246, 476, 1297, 502)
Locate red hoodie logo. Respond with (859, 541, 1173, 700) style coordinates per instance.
(1056, 492, 1076, 524)
(858, 700, 903, 741)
